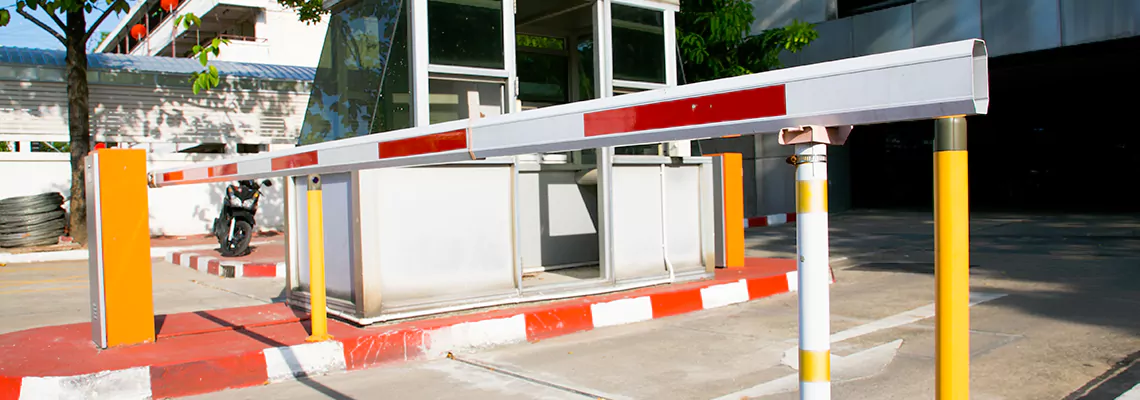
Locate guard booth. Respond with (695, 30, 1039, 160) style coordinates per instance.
(290, 0, 716, 324)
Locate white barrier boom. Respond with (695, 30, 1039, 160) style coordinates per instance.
(149, 39, 988, 186)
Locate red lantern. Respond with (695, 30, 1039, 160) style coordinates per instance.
(130, 24, 146, 40)
(160, 0, 178, 12)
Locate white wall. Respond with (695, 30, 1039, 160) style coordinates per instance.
(0, 79, 308, 150)
(257, 5, 329, 68)
(0, 152, 285, 237)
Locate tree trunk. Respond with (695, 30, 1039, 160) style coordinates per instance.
(65, 10, 91, 245)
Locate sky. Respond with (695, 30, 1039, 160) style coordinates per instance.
(0, 3, 125, 51)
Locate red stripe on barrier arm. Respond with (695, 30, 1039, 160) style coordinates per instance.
(162, 171, 184, 182)
(583, 85, 787, 136)
(209, 163, 238, 177)
(378, 129, 468, 159)
(271, 151, 319, 171)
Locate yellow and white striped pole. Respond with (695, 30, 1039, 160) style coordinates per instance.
(934, 116, 969, 399)
(795, 142, 830, 399)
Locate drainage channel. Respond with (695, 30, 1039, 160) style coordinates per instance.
(446, 352, 610, 399)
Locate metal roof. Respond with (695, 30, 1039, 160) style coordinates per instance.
(0, 46, 316, 82)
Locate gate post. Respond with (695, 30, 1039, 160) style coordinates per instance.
(87, 149, 155, 349)
(779, 125, 850, 400)
(934, 116, 969, 399)
(305, 174, 332, 342)
(709, 153, 744, 268)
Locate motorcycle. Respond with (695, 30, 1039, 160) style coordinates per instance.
(213, 179, 272, 257)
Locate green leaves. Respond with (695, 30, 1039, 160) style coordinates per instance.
(0, 9, 9, 27)
(676, 0, 818, 83)
(175, 12, 200, 29)
(276, 0, 328, 24)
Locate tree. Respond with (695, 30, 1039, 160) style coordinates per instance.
(0, 0, 132, 244)
(676, 0, 818, 83)
(0, 0, 226, 244)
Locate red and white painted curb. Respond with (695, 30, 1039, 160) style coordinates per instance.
(164, 251, 284, 278)
(745, 212, 796, 228)
(2, 267, 830, 399)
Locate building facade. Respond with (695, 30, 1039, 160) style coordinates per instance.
(714, 0, 1140, 216)
(94, 0, 329, 68)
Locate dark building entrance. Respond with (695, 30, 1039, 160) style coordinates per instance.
(849, 36, 1140, 213)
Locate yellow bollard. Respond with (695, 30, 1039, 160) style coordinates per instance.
(934, 116, 969, 399)
(306, 174, 332, 342)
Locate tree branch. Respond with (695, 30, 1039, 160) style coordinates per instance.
(16, 8, 66, 44)
(45, 8, 66, 32)
(85, 1, 123, 41)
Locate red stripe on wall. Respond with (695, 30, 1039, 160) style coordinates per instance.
(378, 129, 468, 159)
(209, 164, 238, 177)
(583, 85, 787, 137)
(271, 151, 318, 171)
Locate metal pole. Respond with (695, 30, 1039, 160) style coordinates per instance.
(934, 116, 969, 399)
(306, 174, 333, 342)
(795, 142, 830, 399)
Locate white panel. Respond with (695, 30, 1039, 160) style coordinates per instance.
(611, 165, 667, 281)
(517, 169, 599, 270)
(517, 170, 543, 269)
(294, 176, 311, 290)
(548, 182, 598, 236)
(664, 165, 703, 272)
(368, 166, 517, 306)
(319, 173, 356, 301)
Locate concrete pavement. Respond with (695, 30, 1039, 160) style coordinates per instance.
(0, 258, 284, 334)
(191, 211, 1140, 400)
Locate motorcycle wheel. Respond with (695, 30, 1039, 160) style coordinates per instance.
(220, 220, 253, 257)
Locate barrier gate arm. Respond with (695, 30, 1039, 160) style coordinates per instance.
(149, 39, 988, 187)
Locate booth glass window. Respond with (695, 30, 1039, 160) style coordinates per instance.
(612, 4, 665, 84)
(576, 36, 595, 100)
(427, 78, 506, 124)
(428, 0, 505, 69)
(517, 34, 568, 105)
(300, 0, 411, 144)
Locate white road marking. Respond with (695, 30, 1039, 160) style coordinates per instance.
(1118, 383, 1140, 400)
(781, 291, 1007, 369)
(713, 340, 903, 400)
